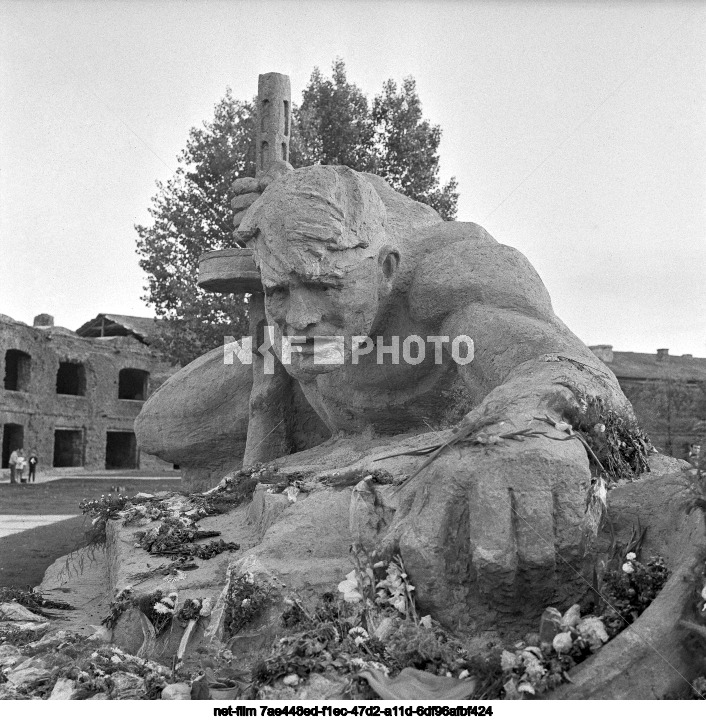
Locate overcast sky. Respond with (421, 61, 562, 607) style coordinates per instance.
(1, 1, 704, 356)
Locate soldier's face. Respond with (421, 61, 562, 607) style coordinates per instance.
(259, 241, 381, 377)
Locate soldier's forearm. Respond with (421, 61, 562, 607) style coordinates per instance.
(468, 353, 628, 424)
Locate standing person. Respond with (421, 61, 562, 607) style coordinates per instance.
(8, 448, 18, 484)
(28, 450, 38, 483)
(16, 448, 26, 484)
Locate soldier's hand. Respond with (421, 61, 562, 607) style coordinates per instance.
(381, 415, 590, 622)
(231, 160, 294, 229)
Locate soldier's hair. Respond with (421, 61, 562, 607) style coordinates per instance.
(241, 165, 440, 252)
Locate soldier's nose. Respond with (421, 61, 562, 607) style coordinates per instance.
(285, 293, 321, 331)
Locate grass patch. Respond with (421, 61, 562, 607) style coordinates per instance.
(0, 472, 181, 589)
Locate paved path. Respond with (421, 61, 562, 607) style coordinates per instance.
(0, 514, 79, 539)
(1, 473, 180, 485)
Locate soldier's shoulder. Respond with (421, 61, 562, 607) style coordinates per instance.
(417, 220, 499, 247)
(409, 222, 554, 321)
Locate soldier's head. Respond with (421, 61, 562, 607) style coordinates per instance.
(241, 165, 437, 376)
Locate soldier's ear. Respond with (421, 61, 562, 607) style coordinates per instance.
(379, 249, 400, 280)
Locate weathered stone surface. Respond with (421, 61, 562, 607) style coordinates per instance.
(49, 677, 76, 700)
(5, 658, 50, 687)
(87, 625, 112, 643)
(0, 644, 21, 662)
(135, 346, 252, 483)
(0, 654, 27, 670)
(247, 485, 293, 539)
(111, 606, 145, 656)
(110, 671, 146, 699)
(197, 248, 262, 294)
(0, 602, 45, 623)
(539, 608, 563, 643)
(349, 478, 398, 547)
(236, 485, 354, 597)
(0, 621, 49, 634)
(161, 682, 192, 700)
(37, 544, 112, 637)
(28, 629, 72, 650)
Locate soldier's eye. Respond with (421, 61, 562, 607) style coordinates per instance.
(306, 282, 341, 292)
(265, 286, 288, 298)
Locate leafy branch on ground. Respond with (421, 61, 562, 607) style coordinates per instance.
(134, 516, 239, 559)
(0, 588, 74, 617)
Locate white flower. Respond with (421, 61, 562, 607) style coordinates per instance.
(577, 617, 609, 651)
(500, 650, 518, 672)
(552, 631, 573, 655)
(554, 421, 573, 434)
(282, 674, 299, 687)
(348, 626, 370, 645)
(593, 423, 606, 433)
(154, 602, 175, 615)
(200, 598, 212, 617)
(561, 603, 581, 629)
(241, 597, 251, 607)
(626, 552, 636, 561)
(338, 570, 363, 603)
(622, 562, 634, 574)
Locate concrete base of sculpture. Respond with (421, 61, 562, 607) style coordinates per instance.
(38, 444, 704, 701)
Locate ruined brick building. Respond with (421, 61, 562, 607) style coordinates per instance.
(590, 345, 706, 459)
(1, 312, 175, 473)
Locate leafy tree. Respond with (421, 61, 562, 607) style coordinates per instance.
(136, 90, 255, 366)
(372, 77, 458, 219)
(294, 60, 459, 219)
(137, 61, 458, 366)
(293, 59, 375, 170)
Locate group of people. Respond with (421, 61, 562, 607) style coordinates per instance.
(8, 448, 38, 484)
